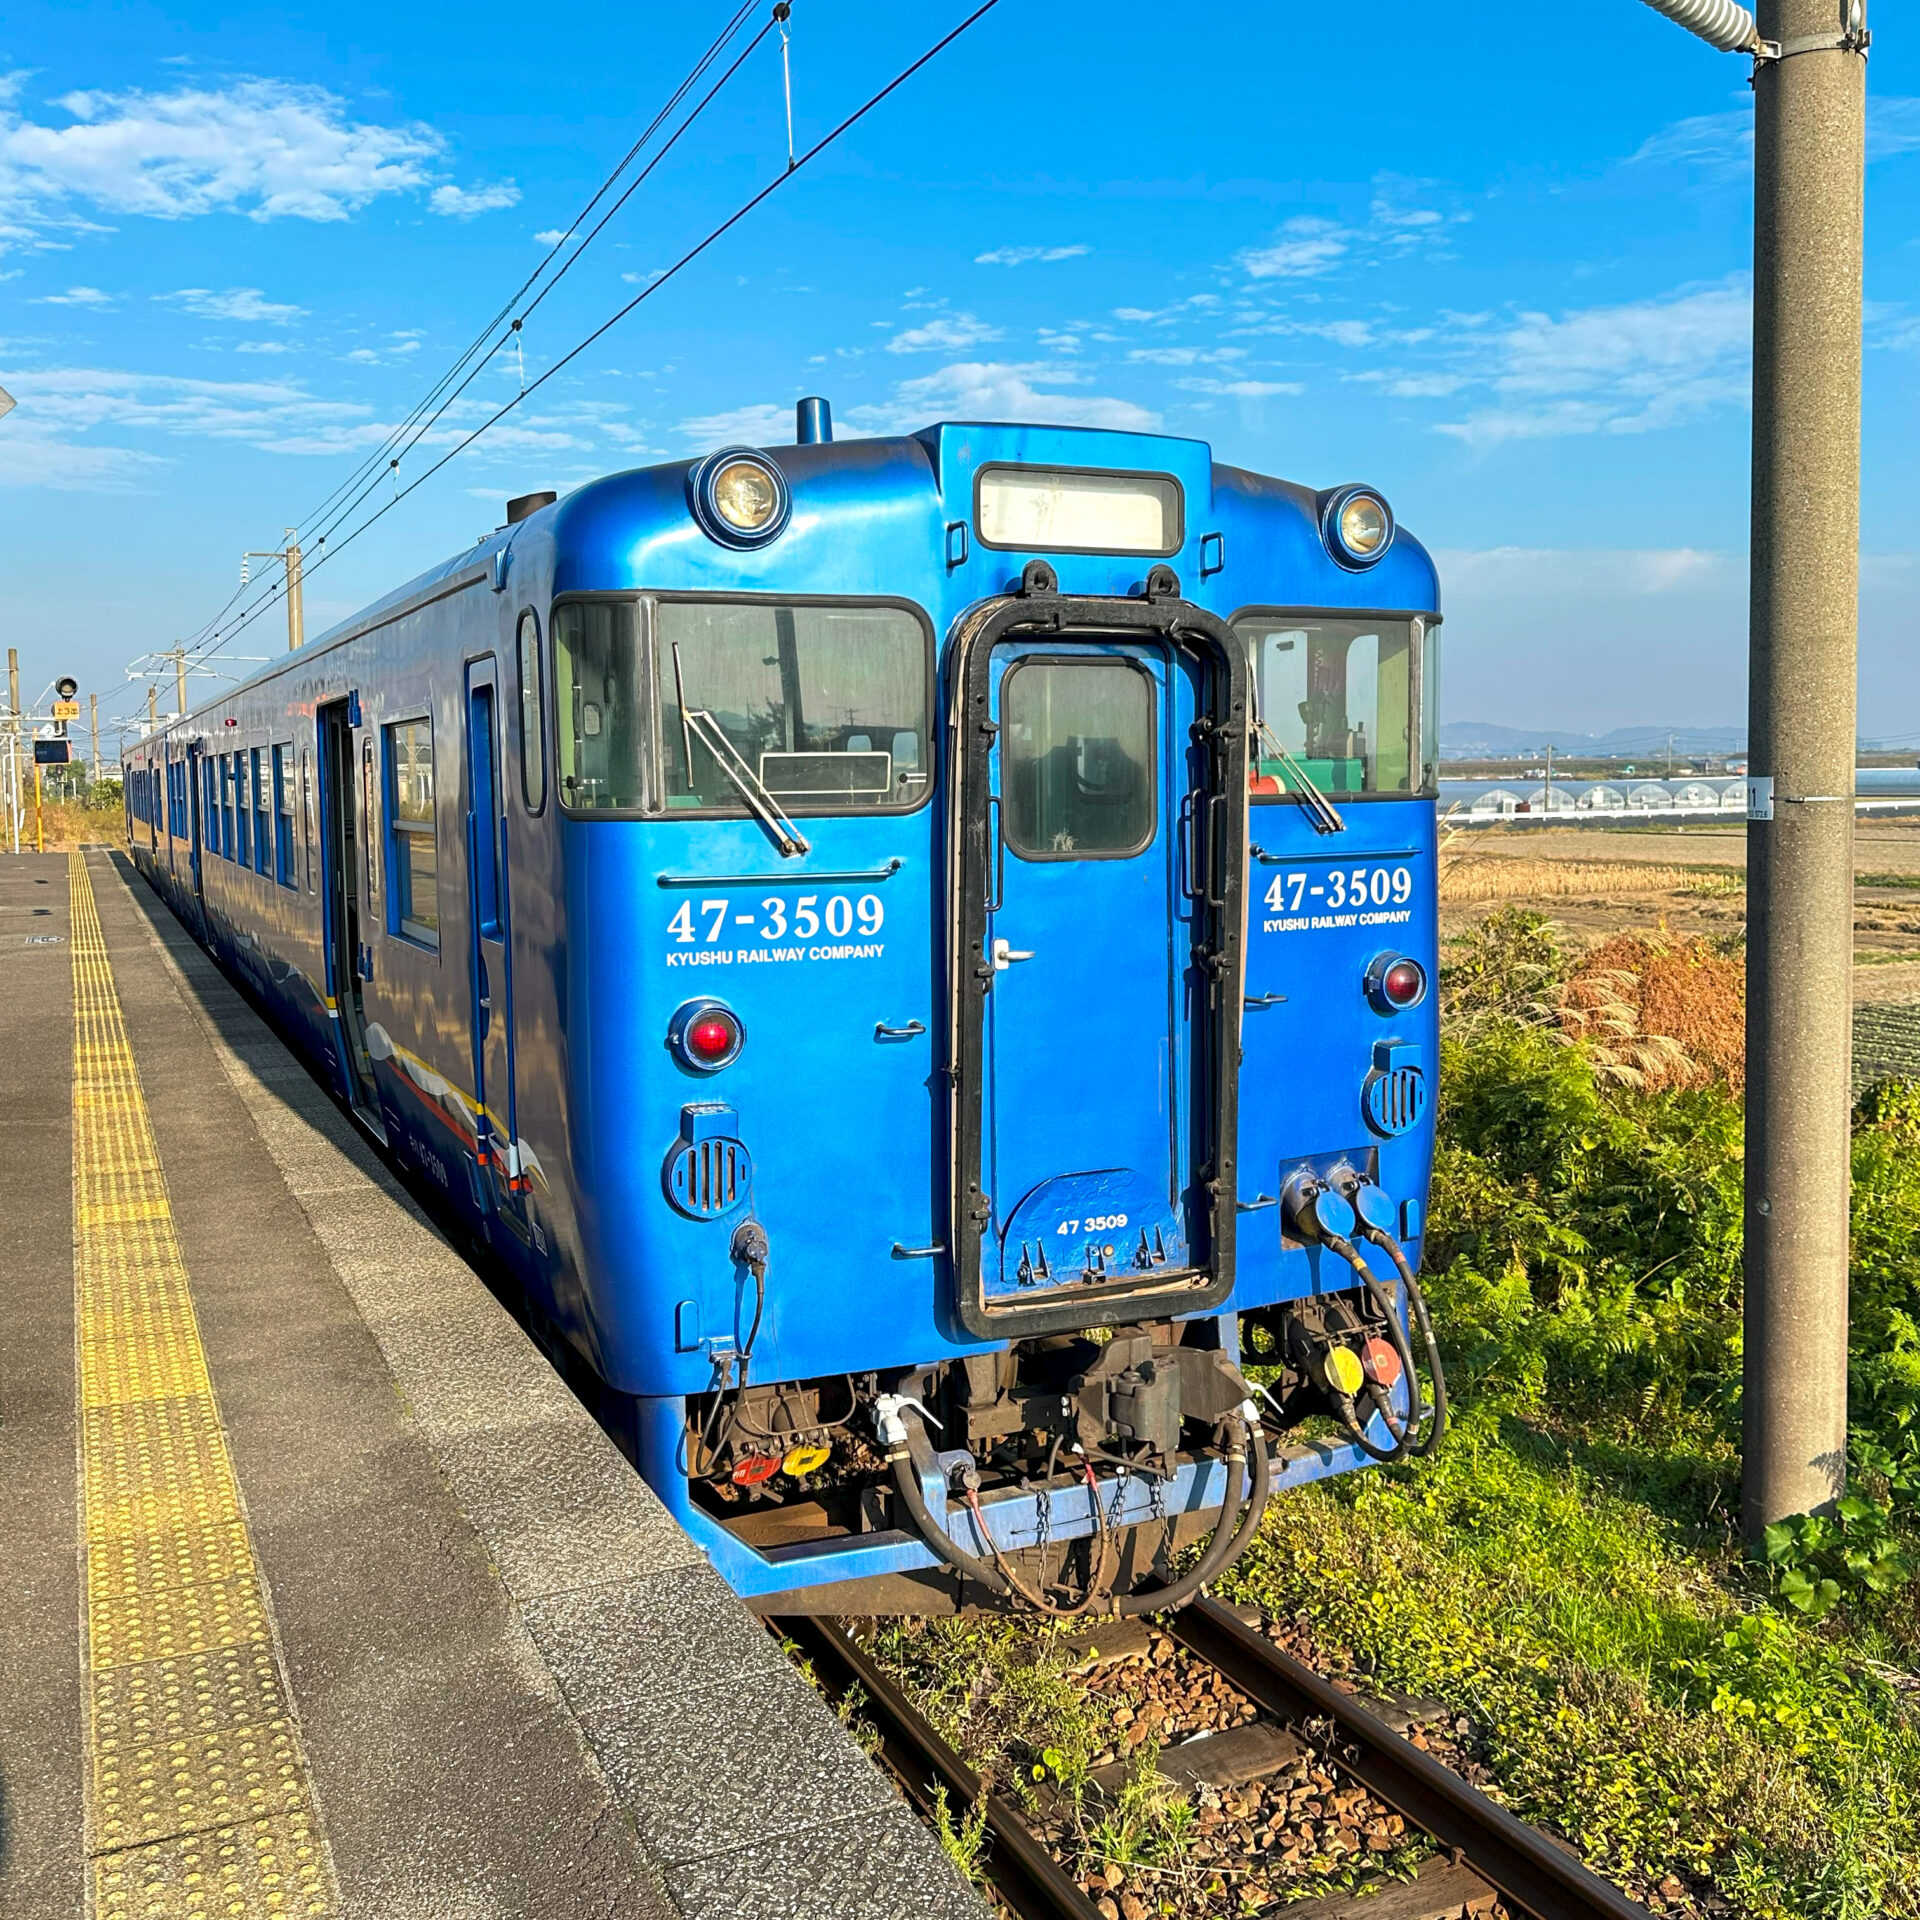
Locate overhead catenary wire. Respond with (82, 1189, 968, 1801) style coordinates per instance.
(164, 0, 1007, 683)
(126, 0, 768, 701)
(107, 1, 792, 726)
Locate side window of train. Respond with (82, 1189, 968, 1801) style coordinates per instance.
(518, 608, 546, 814)
(386, 719, 438, 948)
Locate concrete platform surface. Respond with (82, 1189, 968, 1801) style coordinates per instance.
(0, 849, 981, 1920)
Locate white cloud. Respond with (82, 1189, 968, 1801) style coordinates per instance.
(1125, 346, 1245, 367)
(533, 227, 568, 245)
(35, 283, 111, 304)
(1239, 216, 1351, 280)
(975, 243, 1089, 266)
(1436, 278, 1751, 444)
(234, 339, 293, 355)
(1628, 96, 1920, 181)
(1180, 377, 1301, 398)
(0, 360, 386, 480)
(159, 285, 303, 323)
(344, 332, 424, 365)
(1435, 546, 1731, 598)
(849, 361, 1158, 435)
(430, 180, 520, 218)
(676, 401, 797, 449)
(0, 76, 515, 244)
(887, 313, 1002, 354)
(0, 417, 168, 490)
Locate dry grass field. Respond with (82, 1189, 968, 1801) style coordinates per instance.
(1439, 819, 1920, 1005)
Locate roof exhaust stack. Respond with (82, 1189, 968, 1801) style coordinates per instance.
(795, 396, 832, 445)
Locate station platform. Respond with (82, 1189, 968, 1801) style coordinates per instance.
(0, 848, 981, 1920)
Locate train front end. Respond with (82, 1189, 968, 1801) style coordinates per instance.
(528, 413, 1443, 1613)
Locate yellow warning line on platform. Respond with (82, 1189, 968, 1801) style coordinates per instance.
(70, 851, 338, 1919)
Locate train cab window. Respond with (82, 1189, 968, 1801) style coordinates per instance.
(1234, 615, 1433, 800)
(272, 746, 295, 887)
(555, 597, 931, 817)
(518, 609, 546, 813)
(1002, 658, 1155, 858)
(386, 720, 438, 947)
(657, 600, 929, 813)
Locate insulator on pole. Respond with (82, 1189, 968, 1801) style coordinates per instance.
(1635, 0, 1762, 53)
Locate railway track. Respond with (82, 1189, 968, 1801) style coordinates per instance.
(773, 1600, 1648, 1920)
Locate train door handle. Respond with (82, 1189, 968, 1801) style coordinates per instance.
(991, 938, 1034, 971)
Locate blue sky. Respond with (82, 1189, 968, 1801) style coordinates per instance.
(2, 0, 1917, 752)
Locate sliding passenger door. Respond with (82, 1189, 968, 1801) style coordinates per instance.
(185, 743, 207, 938)
(317, 697, 380, 1127)
(464, 657, 522, 1219)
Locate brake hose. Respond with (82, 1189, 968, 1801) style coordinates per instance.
(1115, 1412, 1271, 1617)
(1352, 1221, 1449, 1457)
(885, 1406, 1012, 1599)
(883, 1402, 1270, 1616)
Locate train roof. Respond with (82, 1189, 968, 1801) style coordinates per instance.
(152, 420, 1439, 739)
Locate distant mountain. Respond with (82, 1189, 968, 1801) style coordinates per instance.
(1441, 722, 1747, 758)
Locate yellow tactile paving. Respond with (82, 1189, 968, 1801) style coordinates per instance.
(70, 851, 339, 1918)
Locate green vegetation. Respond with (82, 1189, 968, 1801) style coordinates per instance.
(1221, 909, 1920, 1918)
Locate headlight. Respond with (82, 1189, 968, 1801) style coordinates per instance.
(689, 446, 791, 550)
(1321, 485, 1394, 569)
(713, 459, 778, 532)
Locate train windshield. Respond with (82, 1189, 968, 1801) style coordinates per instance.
(554, 597, 931, 815)
(1233, 614, 1438, 800)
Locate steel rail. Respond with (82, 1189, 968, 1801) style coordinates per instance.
(772, 1614, 1101, 1920)
(1165, 1597, 1648, 1919)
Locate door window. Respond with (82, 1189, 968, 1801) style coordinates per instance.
(1002, 658, 1155, 858)
(518, 610, 546, 813)
(387, 720, 436, 946)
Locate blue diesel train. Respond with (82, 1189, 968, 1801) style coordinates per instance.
(127, 404, 1445, 1615)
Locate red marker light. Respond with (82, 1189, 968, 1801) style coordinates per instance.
(731, 1453, 781, 1486)
(688, 1012, 738, 1063)
(672, 1000, 744, 1072)
(1382, 959, 1425, 1008)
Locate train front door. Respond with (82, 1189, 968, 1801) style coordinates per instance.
(984, 638, 1191, 1304)
(944, 591, 1244, 1344)
(464, 658, 521, 1220)
(948, 598, 1246, 1340)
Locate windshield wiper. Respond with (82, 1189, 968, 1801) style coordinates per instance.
(671, 643, 811, 858)
(1254, 717, 1346, 835)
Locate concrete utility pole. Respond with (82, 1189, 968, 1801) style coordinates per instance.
(243, 532, 306, 651)
(1746, 0, 1867, 1537)
(285, 532, 305, 652)
(1640, 0, 1869, 1538)
(148, 686, 158, 734)
(6, 648, 19, 855)
(89, 692, 100, 786)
